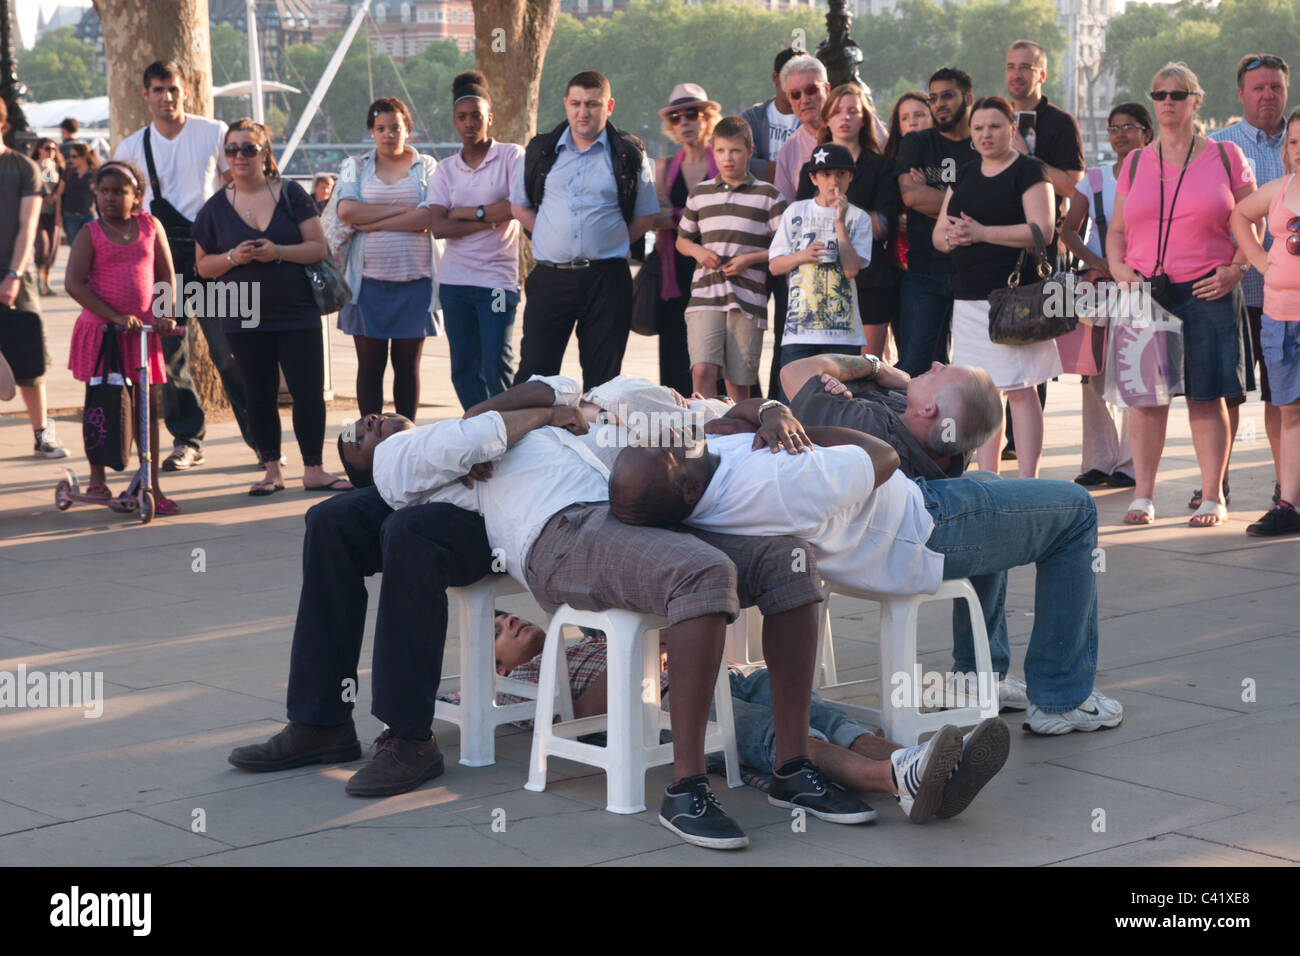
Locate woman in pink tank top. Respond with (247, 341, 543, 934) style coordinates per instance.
(1231, 105, 1300, 537)
(64, 160, 179, 512)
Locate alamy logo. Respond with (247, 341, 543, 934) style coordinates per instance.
(152, 273, 261, 328)
(49, 886, 151, 936)
(595, 403, 707, 458)
(0, 665, 104, 718)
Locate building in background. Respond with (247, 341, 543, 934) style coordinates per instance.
(310, 1, 474, 56)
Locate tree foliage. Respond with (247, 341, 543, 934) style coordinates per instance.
(1106, 0, 1300, 123)
(24, 27, 107, 101)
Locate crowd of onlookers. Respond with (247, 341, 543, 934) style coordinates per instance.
(1, 45, 1296, 536)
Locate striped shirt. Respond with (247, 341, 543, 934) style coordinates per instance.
(1212, 119, 1284, 308)
(678, 173, 786, 327)
(360, 174, 432, 282)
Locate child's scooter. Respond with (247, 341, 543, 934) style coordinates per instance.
(55, 324, 173, 524)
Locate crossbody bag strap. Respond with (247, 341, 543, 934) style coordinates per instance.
(142, 127, 163, 201)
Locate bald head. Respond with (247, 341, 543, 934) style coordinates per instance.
(609, 446, 695, 527)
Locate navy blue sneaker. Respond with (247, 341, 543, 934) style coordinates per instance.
(768, 758, 877, 824)
(659, 776, 748, 850)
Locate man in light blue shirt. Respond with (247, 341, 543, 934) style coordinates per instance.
(1212, 53, 1289, 504)
(510, 71, 658, 391)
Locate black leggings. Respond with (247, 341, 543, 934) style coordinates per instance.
(225, 327, 326, 466)
(354, 335, 424, 419)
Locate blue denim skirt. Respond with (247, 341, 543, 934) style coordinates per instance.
(1261, 313, 1300, 406)
(1165, 278, 1246, 402)
(337, 276, 434, 339)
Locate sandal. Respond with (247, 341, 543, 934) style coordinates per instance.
(155, 497, 181, 516)
(1124, 498, 1155, 525)
(304, 477, 353, 493)
(85, 483, 113, 499)
(1188, 481, 1230, 510)
(1189, 500, 1227, 527)
(249, 480, 285, 497)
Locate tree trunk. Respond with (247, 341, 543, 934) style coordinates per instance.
(473, 0, 561, 281)
(96, 0, 226, 412)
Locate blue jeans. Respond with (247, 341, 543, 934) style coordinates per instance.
(62, 212, 94, 247)
(897, 270, 954, 375)
(726, 667, 870, 771)
(916, 470, 1099, 712)
(439, 283, 519, 411)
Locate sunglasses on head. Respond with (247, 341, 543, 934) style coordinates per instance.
(928, 90, 960, 104)
(1244, 55, 1287, 74)
(667, 107, 701, 125)
(788, 84, 823, 102)
(223, 143, 264, 157)
(1148, 90, 1193, 102)
(1286, 217, 1300, 256)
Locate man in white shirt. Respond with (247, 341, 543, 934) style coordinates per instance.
(231, 376, 875, 849)
(609, 406, 1125, 737)
(115, 60, 252, 470)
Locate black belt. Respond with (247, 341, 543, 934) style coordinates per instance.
(535, 257, 622, 270)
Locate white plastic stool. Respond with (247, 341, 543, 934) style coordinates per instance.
(436, 574, 574, 767)
(818, 578, 998, 744)
(724, 606, 763, 667)
(526, 605, 743, 814)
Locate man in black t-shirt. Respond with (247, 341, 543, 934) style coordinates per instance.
(895, 68, 978, 376)
(1002, 41, 1085, 456)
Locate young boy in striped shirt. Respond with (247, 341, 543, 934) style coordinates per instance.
(676, 116, 786, 401)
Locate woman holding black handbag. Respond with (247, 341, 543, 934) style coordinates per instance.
(192, 119, 350, 497)
(933, 96, 1057, 477)
(1106, 63, 1256, 527)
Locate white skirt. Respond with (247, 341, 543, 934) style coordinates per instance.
(952, 298, 1062, 391)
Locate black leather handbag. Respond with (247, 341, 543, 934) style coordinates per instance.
(630, 250, 662, 336)
(988, 223, 1078, 345)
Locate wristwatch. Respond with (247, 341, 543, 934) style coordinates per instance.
(1236, 262, 1250, 275)
(756, 400, 786, 423)
(863, 353, 882, 380)
(3, 269, 19, 279)
(475, 204, 487, 221)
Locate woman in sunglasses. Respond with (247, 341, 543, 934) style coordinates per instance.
(29, 138, 64, 296)
(652, 83, 722, 396)
(1106, 62, 1256, 528)
(1230, 105, 1300, 536)
(191, 119, 350, 497)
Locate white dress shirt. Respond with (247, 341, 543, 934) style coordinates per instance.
(686, 433, 943, 596)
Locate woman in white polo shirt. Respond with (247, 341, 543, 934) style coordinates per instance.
(427, 71, 523, 411)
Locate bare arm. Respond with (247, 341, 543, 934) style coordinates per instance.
(1060, 186, 1108, 275)
(510, 203, 537, 233)
(780, 352, 900, 400)
(448, 199, 512, 223)
(10, 195, 40, 274)
(64, 227, 129, 325)
(629, 213, 656, 244)
(1230, 179, 1278, 274)
(465, 379, 559, 418)
(337, 198, 414, 226)
(1105, 190, 1138, 284)
(805, 425, 900, 489)
(355, 207, 430, 233)
(428, 204, 493, 239)
(899, 170, 945, 217)
(1040, 163, 1083, 201)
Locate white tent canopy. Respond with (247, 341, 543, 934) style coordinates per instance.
(213, 80, 300, 98)
(24, 97, 111, 129)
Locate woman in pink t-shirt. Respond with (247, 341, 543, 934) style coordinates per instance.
(1231, 105, 1300, 537)
(1107, 62, 1256, 528)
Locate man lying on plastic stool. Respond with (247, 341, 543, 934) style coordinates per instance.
(608, 384, 1125, 738)
(486, 610, 1010, 824)
(239, 373, 865, 850)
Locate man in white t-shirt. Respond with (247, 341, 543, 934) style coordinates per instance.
(609, 404, 1126, 737)
(114, 60, 253, 470)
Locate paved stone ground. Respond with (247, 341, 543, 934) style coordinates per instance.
(2, 253, 1298, 866)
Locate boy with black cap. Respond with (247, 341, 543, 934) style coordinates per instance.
(769, 143, 874, 399)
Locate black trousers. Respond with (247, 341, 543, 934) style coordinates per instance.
(226, 326, 327, 467)
(515, 259, 633, 391)
(766, 273, 788, 400)
(286, 487, 494, 737)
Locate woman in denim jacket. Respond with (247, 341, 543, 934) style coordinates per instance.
(336, 97, 440, 420)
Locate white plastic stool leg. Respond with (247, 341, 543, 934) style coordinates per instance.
(524, 616, 567, 793)
(816, 599, 839, 688)
(712, 663, 743, 789)
(455, 585, 498, 767)
(604, 610, 649, 814)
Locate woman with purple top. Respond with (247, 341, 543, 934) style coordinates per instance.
(427, 71, 523, 410)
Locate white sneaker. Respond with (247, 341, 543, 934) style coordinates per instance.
(34, 420, 68, 459)
(1023, 690, 1124, 735)
(945, 672, 1027, 712)
(889, 724, 962, 823)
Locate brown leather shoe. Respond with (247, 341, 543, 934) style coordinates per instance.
(228, 720, 361, 772)
(345, 730, 445, 797)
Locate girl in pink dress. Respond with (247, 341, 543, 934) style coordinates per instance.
(64, 161, 179, 513)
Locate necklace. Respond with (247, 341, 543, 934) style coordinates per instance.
(230, 180, 274, 224)
(100, 217, 136, 242)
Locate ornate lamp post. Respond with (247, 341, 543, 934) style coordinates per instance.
(0, 0, 36, 151)
(817, 0, 867, 95)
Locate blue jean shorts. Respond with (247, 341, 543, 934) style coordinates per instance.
(1166, 279, 1246, 402)
(1260, 314, 1300, 406)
